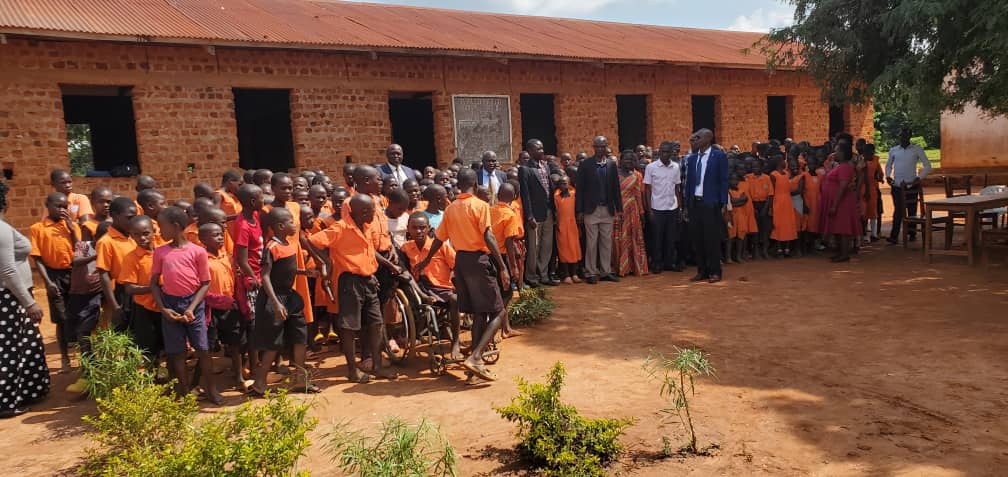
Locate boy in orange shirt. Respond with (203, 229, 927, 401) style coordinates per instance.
(82, 186, 114, 242)
(416, 169, 509, 382)
(198, 222, 250, 392)
(95, 197, 138, 330)
(137, 189, 167, 247)
(488, 183, 522, 339)
(30, 192, 81, 370)
(310, 194, 397, 383)
(49, 169, 93, 225)
(118, 215, 162, 365)
(401, 212, 461, 358)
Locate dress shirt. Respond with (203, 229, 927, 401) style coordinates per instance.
(388, 163, 407, 184)
(643, 159, 681, 211)
(694, 148, 711, 198)
(482, 168, 501, 204)
(884, 144, 932, 187)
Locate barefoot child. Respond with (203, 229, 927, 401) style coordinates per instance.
(250, 208, 319, 395)
(489, 183, 522, 338)
(95, 197, 138, 330)
(30, 192, 81, 371)
(118, 215, 163, 366)
(553, 175, 581, 283)
(401, 212, 461, 357)
(64, 221, 107, 393)
(232, 184, 265, 374)
(198, 222, 251, 392)
(150, 206, 222, 404)
(137, 189, 167, 247)
(769, 156, 799, 257)
(727, 175, 753, 263)
(416, 168, 510, 382)
(746, 159, 773, 259)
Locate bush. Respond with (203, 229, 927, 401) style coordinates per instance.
(910, 136, 928, 149)
(496, 362, 633, 477)
(325, 417, 457, 477)
(507, 287, 556, 327)
(81, 385, 316, 477)
(80, 329, 153, 399)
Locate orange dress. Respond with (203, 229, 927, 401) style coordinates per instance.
(770, 170, 798, 242)
(553, 189, 581, 263)
(802, 171, 822, 233)
(728, 183, 756, 239)
(863, 157, 882, 220)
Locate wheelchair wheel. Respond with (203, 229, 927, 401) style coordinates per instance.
(482, 340, 500, 365)
(382, 288, 416, 365)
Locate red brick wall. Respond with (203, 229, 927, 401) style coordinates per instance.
(0, 37, 864, 231)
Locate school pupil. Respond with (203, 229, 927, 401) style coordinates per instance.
(488, 182, 522, 339)
(746, 158, 773, 259)
(49, 169, 94, 225)
(769, 155, 800, 257)
(422, 184, 448, 232)
(149, 206, 222, 404)
(232, 184, 264, 327)
(118, 215, 162, 366)
(64, 220, 108, 394)
(250, 208, 319, 395)
(727, 175, 752, 263)
(94, 197, 138, 330)
(386, 189, 411, 249)
(136, 188, 167, 247)
(401, 212, 461, 358)
(554, 174, 581, 283)
(416, 168, 509, 383)
(198, 222, 251, 392)
(83, 187, 114, 242)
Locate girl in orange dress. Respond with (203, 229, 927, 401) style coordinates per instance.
(770, 156, 800, 256)
(727, 174, 754, 263)
(862, 144, 883, 242)
(554, 175, 581, 284)
(802, 156, 823, 254)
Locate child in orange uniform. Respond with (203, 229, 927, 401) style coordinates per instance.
(401, 212, 461, 357)
(727, 175, 754, 263)
(769, 156, 800, 257)
(118, 215, 162, 365)
(553, 175, 581, 283)
(489, 183, 522, 339)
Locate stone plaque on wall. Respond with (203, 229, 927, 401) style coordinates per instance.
(452, 95, 511, 165)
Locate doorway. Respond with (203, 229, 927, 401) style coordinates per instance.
(767, 96, 788, 142)
(233, 88, 295, 171)
(691, 95, 718, 142)
(616, 94, 648, 152)
(388, 92, 436, 171)
(829, 104, 845, 138)
(520, 93, 558, 156)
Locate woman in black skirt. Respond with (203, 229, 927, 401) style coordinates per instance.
(0, 180, 49, 418)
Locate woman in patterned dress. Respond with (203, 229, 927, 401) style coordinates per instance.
(0, 180, 50, 418)
(612, 150, 649, 276)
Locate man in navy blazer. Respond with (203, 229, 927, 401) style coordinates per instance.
(683, 129, 728, 283)
(378, 143, 419, 185)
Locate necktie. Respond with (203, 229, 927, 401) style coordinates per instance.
(488, 172, 497, 205)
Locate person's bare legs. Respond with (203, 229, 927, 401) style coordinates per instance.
(226, 345, 248, 390)
(167, 353, 188, 398)
(338, 328, 371, 383)
(448, 297, 462, 360)
(289, 343, 318, 392)
(466, 311, 502, 369)
(251, 349, 276, 395)
(367, 322, 395, 379)
(197, 351, 223, 404)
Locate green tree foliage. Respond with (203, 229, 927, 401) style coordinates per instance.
(874, 111, 939, 151)
(66, 123, 94, 176)
(496, 362, 633, 477)
(760, 1, 1008, 118)
(325, 417, 458, 477)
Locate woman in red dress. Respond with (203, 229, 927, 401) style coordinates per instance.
(612, 151, 649, 276)
(818, 141, 861, 262)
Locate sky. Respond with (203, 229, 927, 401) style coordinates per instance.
(345, 0, 795, 32)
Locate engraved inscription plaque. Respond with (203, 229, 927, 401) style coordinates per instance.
(452, 95, 512, 164)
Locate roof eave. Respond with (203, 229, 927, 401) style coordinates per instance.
(1, 29, 788, 71)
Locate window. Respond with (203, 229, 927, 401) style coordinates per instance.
(767, 96, 789, 142)
(691, 96, 718, 141)
(60, 85, 139, 176)
(388, 92, 437, 170)
(520, 94, 558, 156)
(829, 104, 845, 138)
(616, 95, 648, 152)
(233, 89, 295, 171)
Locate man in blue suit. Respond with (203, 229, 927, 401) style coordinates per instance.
(683, 128, 728, 283)
(378, 143, 419, 185)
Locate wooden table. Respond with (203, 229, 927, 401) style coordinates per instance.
(924, 192, 1008, 265)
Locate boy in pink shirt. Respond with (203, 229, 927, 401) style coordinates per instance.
(150, 206, 222, 404)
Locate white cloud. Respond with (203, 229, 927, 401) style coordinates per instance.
(497, 0, 623, 16)
(727, 6, 793, 32)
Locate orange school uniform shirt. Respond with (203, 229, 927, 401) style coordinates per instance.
(216, 189, 242, 217)
(728, 188, 753, 239)
(81, 217, 108, 240)
(67, 192, 94, 221)
(118, 246, 158, 312)
(341, 193, 392, 252)
(184, 222, 235, 256)
(512, 198, 525, 238)
(147, 217, 167, 248)
(435, 193, 491, 253)
(29, 218, 81, 270)
(746, 173, 773, 203)
(553, 189, 581, 263)
(490, 202, 522, 254)
(803, 171, 822, 233)
(401, 236, 456, 290)
(206, 248, 235, 297)
(309, 220, 379, 313)
(95, 226, 136, 283)
(769, 170, 799, 242)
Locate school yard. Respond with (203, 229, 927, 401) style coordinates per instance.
(6, 187, 1008, 477)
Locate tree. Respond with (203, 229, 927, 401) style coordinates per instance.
(760, 1, 1008, 119)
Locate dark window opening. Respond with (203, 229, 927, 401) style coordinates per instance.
(691, 96, 717, 142)
(234, 89, 295, 172)
(60, 85, 139, 176)
(767, 96, 788, 142)
(389, 92, 436, 171)
(829, 104, 845, 139)
(616, 95, 648, 152)
(520, 93, 558, 157)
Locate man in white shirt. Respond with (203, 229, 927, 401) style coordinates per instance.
(885, 127, 932, 243)
(643, 141, 683, 272)
(378, 143, 418, 185)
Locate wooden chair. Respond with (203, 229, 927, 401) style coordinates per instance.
(979, 185, 1007, 229)
(944, 175, 999, 230)
(902, 187, 953, 253)
(981, 227, 1008, 267)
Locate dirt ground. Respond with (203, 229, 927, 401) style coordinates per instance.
(4, 187, 1008, 476)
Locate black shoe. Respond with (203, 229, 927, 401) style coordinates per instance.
(690, 274, 708, 282)
(667, 265, 684, 272)
(524, 280, 540, 288)
(0, 407, 29, 419)
(541, 279, 560, 286)
(886, 237, 899, 245)
(600, 274, 620, 282)
(650, 266, 663, 275)
(908, 235, 917, 242)
(586, 276, 598, 284)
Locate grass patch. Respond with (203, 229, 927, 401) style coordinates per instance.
(507, 287, 556, 327)
(878, 149, 941, 169)
(325, 417, 458, 477)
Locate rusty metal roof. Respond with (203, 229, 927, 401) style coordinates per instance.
(0, 0, 771, 67)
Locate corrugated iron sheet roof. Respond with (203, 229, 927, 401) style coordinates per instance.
(0, 0, 771, 67)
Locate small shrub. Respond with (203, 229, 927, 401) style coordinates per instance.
(496, 362, 633, 477)
(643, 347, 716, 455)
(910, 136, 928, 149)
(508, 287, 556, 327)
(79, 329, 153, 399)
(325, 417, 457, 477)
(81, 385, 316, 477)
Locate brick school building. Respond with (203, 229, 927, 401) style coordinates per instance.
(0, 0, 872, 231)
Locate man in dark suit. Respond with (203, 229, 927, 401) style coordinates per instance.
(683, 129, 729, 283)
(476, 151, 508, 204)
(574, 136, 622, 284)
(518, 139, 562, 286)
(378, 143, 419, 185)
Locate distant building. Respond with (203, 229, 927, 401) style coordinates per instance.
(0, 0, 872, 230)
(941, 105, 1008, 170)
